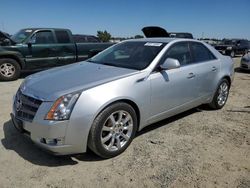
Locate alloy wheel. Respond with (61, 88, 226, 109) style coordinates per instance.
(0, 63, 15, 77)
(217, 82, 229, 106)
(101, 110, 133, 152)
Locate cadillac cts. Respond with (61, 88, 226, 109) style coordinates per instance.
(11, 38, 234, 158)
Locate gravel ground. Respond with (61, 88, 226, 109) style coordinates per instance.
(0, 58, 249, 188)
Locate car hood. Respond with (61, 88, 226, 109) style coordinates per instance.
(21, 62, 139, 101)
(0, 31, 15, 45)
(142, 26, 169, 38)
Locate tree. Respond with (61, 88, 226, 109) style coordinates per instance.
(97, 30, 111, 42)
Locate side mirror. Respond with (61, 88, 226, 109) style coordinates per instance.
(160, 58, 180, 70)
(27, 36, 36, 47)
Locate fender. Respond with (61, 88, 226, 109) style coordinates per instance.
(0, 50, 25, 69)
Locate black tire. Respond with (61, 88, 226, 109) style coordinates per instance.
(0, 58, 21, 81)
(88, 102, 138, 158)
(230, 50, 235, 58)
(209, 79, 230, 109)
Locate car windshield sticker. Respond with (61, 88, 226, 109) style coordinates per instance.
(25, 30, 33, 33)
(144, 42, 162, 47)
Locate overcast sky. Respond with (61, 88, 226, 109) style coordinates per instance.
(1, 0, 250, 39)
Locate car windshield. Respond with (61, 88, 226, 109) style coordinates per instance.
(11, 29, 34, 43)
(88, 41, 166, 70)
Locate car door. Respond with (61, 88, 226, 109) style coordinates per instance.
(148, 42, 199, 122)
(25, 30, 58, 69)
(190, 42, 220, 98)
(53, 30, 76, 66)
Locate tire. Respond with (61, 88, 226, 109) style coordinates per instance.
(230, 50, 235, 58)
(0, 58, 21, 81)
(209, 79, 230, 109)
(88, 102, 138, 158)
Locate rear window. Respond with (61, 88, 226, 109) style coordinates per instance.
(55, 30, 70, 43)
(191, 42, 216, 62)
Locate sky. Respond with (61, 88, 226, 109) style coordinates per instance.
(0, 0, 250, 39)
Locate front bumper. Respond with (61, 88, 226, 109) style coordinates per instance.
(11, 92, 88, 155)
(240, 61, 250, 70)
(11, 112, 80, 155)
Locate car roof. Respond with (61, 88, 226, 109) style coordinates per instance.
(21, 28, 70, 31)
(126, 37, 199, 43)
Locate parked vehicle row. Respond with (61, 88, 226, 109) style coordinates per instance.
(11, 35, 234, 158)
(214, 39, 250, 57)
(0, 28, 113, 81)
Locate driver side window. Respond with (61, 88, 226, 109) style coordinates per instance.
(30, 31, 55, 44)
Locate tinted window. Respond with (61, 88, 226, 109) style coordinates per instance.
(191, 42, 216, 62)
(88, 41, 166, 70)
(161, 42, 192, 66)
(32, 31, 55, 44)
(55, 30, 70, 43)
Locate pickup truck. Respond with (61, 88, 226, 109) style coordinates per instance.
(0, 28, 113, 81)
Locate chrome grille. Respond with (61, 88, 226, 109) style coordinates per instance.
(14, 90, 42, 122)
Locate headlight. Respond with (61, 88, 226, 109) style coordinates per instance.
(45, 92, 81, 121)
(226, 46, 232, 50)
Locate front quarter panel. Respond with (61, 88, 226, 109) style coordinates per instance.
(66, 71, 151, 153)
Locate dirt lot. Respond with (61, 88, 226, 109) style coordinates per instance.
(0, 58, 249, 188)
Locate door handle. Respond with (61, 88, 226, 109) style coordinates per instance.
(212, 66, 217, 72)
(187, 72, 195, 79)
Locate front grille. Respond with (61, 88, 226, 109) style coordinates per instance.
(14, 90, 42, 122)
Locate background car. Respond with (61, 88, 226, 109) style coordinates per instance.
(215, 39, 250, 57)
(73, 34, 101, 43)
(240, 50, 250, 70)
(0, 28, 113, 81)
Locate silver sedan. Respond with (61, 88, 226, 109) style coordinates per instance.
(241, 51, 250, 70)
(11, 38, 234, 158)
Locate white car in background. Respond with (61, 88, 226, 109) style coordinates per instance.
(241, 50, 250, 70)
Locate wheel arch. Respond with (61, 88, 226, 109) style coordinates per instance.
(222, 75, 231, 88)
(94, 99, 141, 132)
(0, 54, 25, 69)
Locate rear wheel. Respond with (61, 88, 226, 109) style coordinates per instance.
(0, 58, 21, 81)
(88, 102, 137, 158)
(209, 79, 230, 109)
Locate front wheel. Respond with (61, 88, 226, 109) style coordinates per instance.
(209, 79, 230, 109)
(88, 102, 138, 158)
(0, 58, 21, 81)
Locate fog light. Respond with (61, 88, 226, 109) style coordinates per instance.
(40, 137, 64, 146)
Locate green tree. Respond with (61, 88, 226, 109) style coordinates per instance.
(97, 30, 111, 42)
